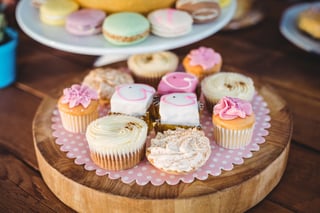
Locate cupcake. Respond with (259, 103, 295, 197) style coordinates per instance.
(146, 128, 211, 174)
(201, 72, 255, 113)
(212, 96, 255, 149)
(82, 67, 134, 105)
(156, 92, 200, 132)
(157, 72, 199, 96)
(57, 84, 99, 133)
(86, 114, 148, 170)
(110, 83, 156, 130)
(182, 46, 222, 80)
(127, 51, 179, 88)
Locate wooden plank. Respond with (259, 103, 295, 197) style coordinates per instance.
(0, 148, 74, 212)
(0, 87, 41, 169)
(267, 143, 320, 213)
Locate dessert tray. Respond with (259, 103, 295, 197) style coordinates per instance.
(33, 75, 292, 212)
(280, 2, 320, 55)
(16, 0, 236, 56)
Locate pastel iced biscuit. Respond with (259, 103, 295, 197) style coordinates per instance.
(86, 114, 148, 170)
(110, 83, 156, 117)
(102, 12, 150, 45)
(157, 72, 198, 95)
(183, 46, 222, 80)
(65, 9, 106, 36)
(159, 92, 200, 127)
(212, 96, 255, 149)
(40, 0, 79, 26)
(146, 128, 211, 174)
(148, 8, 193, 37)
(176, 0, 221, 24)
(57, 84, 99, 133)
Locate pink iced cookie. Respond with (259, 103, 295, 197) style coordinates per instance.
(157, 72, 198, 95)
(66, 9, 106, 36)
(148, 8, 193, 37)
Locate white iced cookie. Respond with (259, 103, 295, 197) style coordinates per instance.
(146, 128, 211, 174)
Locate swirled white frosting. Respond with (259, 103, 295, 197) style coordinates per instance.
(147, 128, 211, 173)
(86, 115, 148, 156)
(201, 72, 255, 102)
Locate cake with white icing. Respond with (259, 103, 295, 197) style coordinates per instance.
(110, 83, 156, 117)
(86, 114, 148, 170)
(158, 92, 200, 131)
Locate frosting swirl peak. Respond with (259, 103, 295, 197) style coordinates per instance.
(214, 96, 253, 120)
(61, 84, 98, 108)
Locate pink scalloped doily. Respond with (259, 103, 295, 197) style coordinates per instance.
(52, 93, 270, 186)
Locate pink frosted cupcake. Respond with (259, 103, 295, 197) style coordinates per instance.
(183, 46, 222, 80)
(212, 96, 255, 149)
(157, 72, 199, 95)
(58, 84, 99, 133)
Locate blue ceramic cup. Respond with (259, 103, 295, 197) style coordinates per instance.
(0, 27, 18, 88)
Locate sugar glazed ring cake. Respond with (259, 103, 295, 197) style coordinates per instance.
(86, 114, 148, 171)
(146, 128, 211, 174)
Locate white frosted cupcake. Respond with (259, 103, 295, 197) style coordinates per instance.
(201, 72, 255, 113)
(127, 51, 179, 88)
(146, 128, 211, 174)
(86, 114, 148, 170)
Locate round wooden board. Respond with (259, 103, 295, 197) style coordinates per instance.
(32, 76, 293, 213)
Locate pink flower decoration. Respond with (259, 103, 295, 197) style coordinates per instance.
(188, 46, 221, 70)
(61, 84, 98, 108)
(214, 96, 253, 120)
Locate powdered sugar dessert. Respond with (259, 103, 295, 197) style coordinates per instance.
(57, 84, 99, 133)
(146, 128, 211, 174)
(86, 114, 148, 170)
(183, 46, 222, 80)
(212, 96, 255, 149)
(157, 92, 200, 131)
(82, 67, 134, 105)
(157, 72, 198, 95)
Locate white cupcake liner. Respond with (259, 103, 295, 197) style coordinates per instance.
(90, 147, 145, 171)
(59, 111, 98, 133)
(213, 124, 254, 149)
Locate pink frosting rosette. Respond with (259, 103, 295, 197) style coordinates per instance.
(188, 46, 222, 70)
(61, 84, 98, 108)
(214, 96, 253, 120)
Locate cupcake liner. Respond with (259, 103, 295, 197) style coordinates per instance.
(131, 72, 163, 89)
(213, 124, 254, 149)
(90, 146, 145, 171)
(59, 111, 98, 133)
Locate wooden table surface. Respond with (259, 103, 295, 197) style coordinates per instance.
(0, 0, 319, 212)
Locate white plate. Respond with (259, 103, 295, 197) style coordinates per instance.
(280, 2, 320, 55)
(16, 0, 236, 56)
